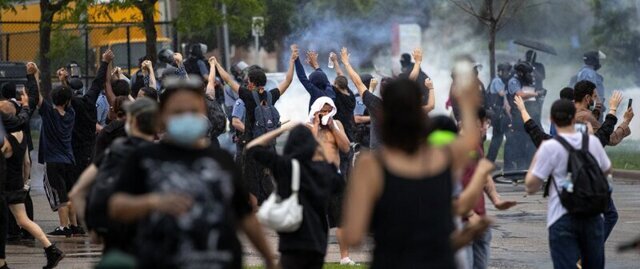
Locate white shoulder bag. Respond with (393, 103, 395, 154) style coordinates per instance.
(257, 159, 303, 232)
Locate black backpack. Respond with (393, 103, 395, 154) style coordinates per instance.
(251, 91, 280, 140)
(85, 137, 150, 233)
(206, 96, 227, 139)
(544, 133, 610, 216)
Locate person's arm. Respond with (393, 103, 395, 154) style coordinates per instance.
(295, 55, 320, 97)
(330, 52, 344, 76)
(408, 48, 422, 81)
(105, 66, 116, 106)
(68, 164, 99, 225)
(608, 107, 632, 146)
(87, 50, 114, 104)
(330, 119, 350, 153)
(342, 152, 383, 246)
(214, 60, 240, 93)
(25, 63, 40, 112)
(423, 78, 435, 113)
(172, 53, 188, 79)
(277, 45, 299, 95)
(239, 215, 278, 269)
(206, 57, 218, 99)
(340, 47, 368, 96)
(246, 122, 299, 150)
(354, 115, 370, 124)
(142, 60, 158, 91)
(516, 90, 538, 99)
(232, 118, 245, 133)
(524, 144, 556, 195)
(454, 159, 493, 216)
(516, 95, 551, 147)
(484, 176, 517, 210)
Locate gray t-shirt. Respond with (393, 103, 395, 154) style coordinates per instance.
(531, 133, 611, 227)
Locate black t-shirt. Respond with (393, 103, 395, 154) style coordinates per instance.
(71, 61, 107, 159)
(362, 91, 382, 149)
(94, 119, 126, 161)
(113, 142, 251, 269)
(248, 146, 343, 255)
(238, 87, 281, 140)
(334, 89, 356, 141)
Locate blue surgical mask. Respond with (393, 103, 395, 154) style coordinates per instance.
(166, 113, 209, 146)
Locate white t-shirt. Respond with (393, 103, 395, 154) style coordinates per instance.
(531, 132, 611, 228)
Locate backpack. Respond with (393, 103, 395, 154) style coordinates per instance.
(85, 138, 150, 234)
(251, 91, 280, 140)
(206, 96, 227, 139)
(544, 133, 610, 216)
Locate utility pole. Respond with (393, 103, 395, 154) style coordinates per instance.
(222, 3, 231, 71)
(252, 16, 264, 66)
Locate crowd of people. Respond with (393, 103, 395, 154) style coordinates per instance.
(0, 40, 635, 269)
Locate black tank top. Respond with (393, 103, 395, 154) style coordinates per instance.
(4, 133, 26, 192)
(370, 150, 456, 269)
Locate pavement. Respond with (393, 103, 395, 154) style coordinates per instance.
(6, 151, 640, 268)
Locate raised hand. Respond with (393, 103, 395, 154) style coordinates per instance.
(424, 78, 434, 90)
(514, 95, 526, 112)
(608, 91, 623, 111)
(26, 62, 39, 75)
(369, 78, 378, 92)
(102, 49, 115, 63)
(174, 53, 184, 65)
(57, 67, 68, 82)
(412, 48, 423, 63)
(306, 50, 319, 68)
(624, 107, 634, 123)
(290, 44, 299, 62)
(329, 52, 337, 63)
(340, 47, 351, 65)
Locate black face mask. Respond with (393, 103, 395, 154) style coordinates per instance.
(594, 63, 602, 71)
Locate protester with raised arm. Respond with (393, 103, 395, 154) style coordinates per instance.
(295, 48, 336, 109)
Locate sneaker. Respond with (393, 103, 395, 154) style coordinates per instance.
(44, 244, 65, 268)
(47, 227, 71, 238)
(339, 257, 359, 266)
(69, 225, 86, 236)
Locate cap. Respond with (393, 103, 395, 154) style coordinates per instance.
(124, 96, 158, 115)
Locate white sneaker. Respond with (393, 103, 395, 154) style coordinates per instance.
(340, 257, 359, 266)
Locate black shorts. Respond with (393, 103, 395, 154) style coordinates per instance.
(4, 190, 27, 205)
(43, 163, 75, 211)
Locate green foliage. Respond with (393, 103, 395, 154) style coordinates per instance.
(588, 0, 640, 85)
(176, 0, 264, 47)
(46, 30, 85, 75)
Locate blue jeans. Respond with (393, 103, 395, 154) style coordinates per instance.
(465, 228, 491, 269)
(603, 196, 618, 241)
(549, 214, 604, 269)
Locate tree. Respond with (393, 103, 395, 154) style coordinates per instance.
(39, 0, 74, 96)
(97, 0, 159, 64)
(589, 0, 640, 85)
(175, 0, 265, 49)
(448, 0, 526, 78)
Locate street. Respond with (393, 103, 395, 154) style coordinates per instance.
(6, 154, 640, 269)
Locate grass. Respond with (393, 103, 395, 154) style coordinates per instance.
(245, 264, 367, 269)
(483, 139, 640, 170)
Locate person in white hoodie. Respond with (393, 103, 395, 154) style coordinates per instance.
(306, 96, 355, 265)
(306, 97, 350, 167)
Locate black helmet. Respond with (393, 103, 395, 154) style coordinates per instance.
(497, 62, 512, 73)
(583, 50, 602, 70)
(158, 49, 175, 64)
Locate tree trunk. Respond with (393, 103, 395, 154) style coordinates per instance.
(139, 1, 158, 65)
(39, 1, 55, 97)
(488, 21, 497, 79)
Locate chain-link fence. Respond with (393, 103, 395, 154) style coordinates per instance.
(0, 21, 177, 84)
